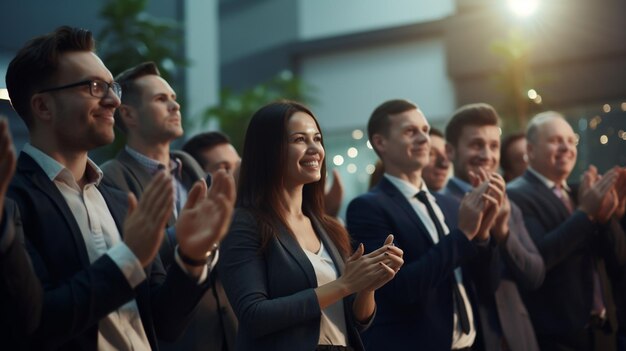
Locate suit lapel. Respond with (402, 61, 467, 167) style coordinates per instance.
(378, 178, 434, 245)
(310, 215, 345, 275)
(275, 222, 318, 288)
(17, 153, 91, 267)
(523, 171, 571, 220)
(117, 149, 154, 193)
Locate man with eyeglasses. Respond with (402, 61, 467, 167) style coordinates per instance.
(4, 26, 236, 350)
(100, 62, 237, 351)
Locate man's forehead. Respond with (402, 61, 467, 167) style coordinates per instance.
(390, 109, 428, 126)
(57, 51, 113, 81)
(461, 124, 500, 140)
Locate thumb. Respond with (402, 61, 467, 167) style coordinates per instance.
(384, 234, 394, 246)
(348, 243, 364, 262)
(184, 179, 207, 210)
(127, 192, 138, 215)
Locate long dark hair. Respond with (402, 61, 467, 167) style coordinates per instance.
(237, 100, 351, 258)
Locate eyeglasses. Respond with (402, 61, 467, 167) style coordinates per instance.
(38, 79, 122, 99)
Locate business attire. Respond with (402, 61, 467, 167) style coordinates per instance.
(8, 146, 211, 351)
(0, 200, 42, 341)
(611, 214, 626, 351)
(508, 169, 626, 351)
(444, 177, 544, 351)
(218, 208, 370, 351)
(346, 175, 499, 350)
(101, 146, 237, 351)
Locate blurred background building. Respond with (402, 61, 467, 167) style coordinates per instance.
(1, 0, 625, 217)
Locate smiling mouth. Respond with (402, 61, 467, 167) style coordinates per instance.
(301, 160, 320, 168)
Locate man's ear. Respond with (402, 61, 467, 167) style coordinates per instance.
(118, 104, 138, 129)
(371, 133, 386, 154)
(445, 142, 456, 162)
(526, 141, 534, 162)
(30, 93, 54, 122)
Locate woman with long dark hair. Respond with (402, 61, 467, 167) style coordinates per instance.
(218, 101, 403, 351)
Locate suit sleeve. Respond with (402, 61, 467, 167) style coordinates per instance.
(0, 201, 43, 337)
(346, 195, 478, 306)
(218, 209, 321, 338)
(499, 203, 545, 290)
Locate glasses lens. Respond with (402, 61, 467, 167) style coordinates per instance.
(112, 82, 122, 98)
(90, 80, 106, 98)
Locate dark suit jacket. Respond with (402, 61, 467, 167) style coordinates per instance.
(101, 147, 237, 351)
(444, 180, 544, 351)
(346, 177, 499, 351)
(0, 200, 42, 340)
(508, 170, 626, 337)
(7, 153, 210, 351)
(218, 208, 370, 351)
(101, 148, 205, 267)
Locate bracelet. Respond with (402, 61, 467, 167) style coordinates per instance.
(176, 245, 208, 267)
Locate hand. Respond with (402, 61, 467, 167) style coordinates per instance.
(124, 172, 174, 267)
(487, 173, 510, 242)
(458, 180, 496, 240)
(613, 167, 626, 220)
(578, 166, 619, 222)
(176, 170, 236, 266)
(324, 169, 344, 217)
(0, 119, 16, 218)
(340, 235, 402, 294)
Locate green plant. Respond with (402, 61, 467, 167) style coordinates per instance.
(203, 71, 316, 151)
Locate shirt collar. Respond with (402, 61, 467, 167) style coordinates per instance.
(449, 176, 473, 194)
(22, 143, 103, 186)
(527, 167, 570, 191)
(384, 173, 434, 201)
(125, 146, 180, 177)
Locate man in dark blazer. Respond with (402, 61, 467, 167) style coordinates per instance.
(5, 26, 235, 350)
(347, 99, 502, 350)
(444, 103, 544, 351)
(101, 62, 237, 351)
(507, 111, 626, 351)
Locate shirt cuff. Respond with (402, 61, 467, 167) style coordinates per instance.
(107, 243, 147, 289)
(173, 248, 218, 284)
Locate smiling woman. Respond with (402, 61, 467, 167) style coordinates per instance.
(218, 100, 404, 351)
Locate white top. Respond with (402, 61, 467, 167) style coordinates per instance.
(384, 173, 477, 349)
(303, 240, 349, 346)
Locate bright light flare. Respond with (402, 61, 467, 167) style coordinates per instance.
(0, 89, 9, 101)
(508, 0, 539, 18)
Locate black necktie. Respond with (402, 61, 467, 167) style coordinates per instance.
(416, 190, 471, 334)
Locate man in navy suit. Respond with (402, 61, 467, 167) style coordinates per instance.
(4, 26, 235, 350)
(507, 111, 626, 351)
(347, 99, 502, 350)
(444, 103, 544, 351)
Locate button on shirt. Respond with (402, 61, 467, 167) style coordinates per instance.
(23, 144, 150, 351)
(384, 174, 477, 349)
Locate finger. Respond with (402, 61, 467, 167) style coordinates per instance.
(348, 243, 364, 262)
(126, 192, 138, 216)
(185, 178, 208, 210)
(384, 234, 394, 246)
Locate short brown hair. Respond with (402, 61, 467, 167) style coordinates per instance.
(445, 103, 499, 147)
(5, 26, 95, 129)
(113, 61, 161, 133)
(367, 99, 418, 155)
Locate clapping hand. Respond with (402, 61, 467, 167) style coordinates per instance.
(175, 170, 236, 273)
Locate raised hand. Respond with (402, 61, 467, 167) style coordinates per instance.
(324, 169, 344, 217)
(578, 166, 619, 223)
(339, 235, 403, 294)
(0, 119, 16, 218)
(175, 169, 236, 267)
(458, 180, 493, 240)
(124, 172, 174, 267)
(612, 167, 626, 220)
(486, 173, 510, 242)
